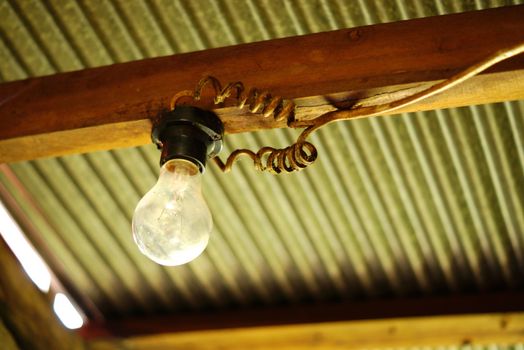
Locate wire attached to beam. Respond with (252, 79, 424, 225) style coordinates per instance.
(170, 76, 317, 174)
(170, 41, 524, 174)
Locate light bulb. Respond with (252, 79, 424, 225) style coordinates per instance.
(132, 159, 212, 266)
(132, 105, 223, 266)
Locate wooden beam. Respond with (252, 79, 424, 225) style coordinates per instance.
(0, 239, 84, 350)
(88, 313, 524, 350)
(81, 292, 524, 338)
(1, 6, 524, 162)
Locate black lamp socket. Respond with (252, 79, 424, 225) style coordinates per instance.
(152, 105, 224, 172)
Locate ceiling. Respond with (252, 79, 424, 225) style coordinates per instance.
(1, 0, 523, 328)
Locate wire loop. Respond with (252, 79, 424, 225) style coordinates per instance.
(194, 76, 295, 123)
(171, 76, 317, 174)
(212, 140, 317, 174)
(168, 41, 524, 175)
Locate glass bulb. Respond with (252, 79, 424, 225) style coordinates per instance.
(132, 159, 212, 266)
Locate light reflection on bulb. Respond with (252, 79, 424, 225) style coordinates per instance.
(132, 159, 212, 266)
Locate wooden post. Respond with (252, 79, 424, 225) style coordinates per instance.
(0, 320, 19, 350)
(0, 239, 84, 350)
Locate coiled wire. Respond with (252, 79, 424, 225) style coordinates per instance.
(170, 76, 318, 174)
(168, 41, 524, 174)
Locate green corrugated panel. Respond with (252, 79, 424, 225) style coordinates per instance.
(0, 0, 523, 320)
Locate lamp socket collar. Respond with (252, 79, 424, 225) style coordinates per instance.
(152, 105, 224, 172)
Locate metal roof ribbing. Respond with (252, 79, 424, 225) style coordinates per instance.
(0, 0, 523, 320)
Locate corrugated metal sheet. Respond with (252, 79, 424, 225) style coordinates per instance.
(1, 0, 524, 323)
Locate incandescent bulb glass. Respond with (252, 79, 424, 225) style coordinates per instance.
(132, 159, 212, 266)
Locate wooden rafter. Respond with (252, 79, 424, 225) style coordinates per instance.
(85, 291, 524, 348)
(89, 312, 524, 350)
(0, 6, 523, 162)
(81, 292, 524, 338)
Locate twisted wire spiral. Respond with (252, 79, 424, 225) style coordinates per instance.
(195, 76, 296, 122)
(171, 76, 318, 174)
(213, 141, 317, 175)
(167, 41, 524, 174)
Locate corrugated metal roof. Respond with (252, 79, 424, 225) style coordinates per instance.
(1, 0, 524, 324)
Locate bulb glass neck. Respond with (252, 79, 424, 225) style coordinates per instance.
(163, 159, 199, 176)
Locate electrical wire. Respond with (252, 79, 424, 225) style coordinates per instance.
(171, 41, 524, 174)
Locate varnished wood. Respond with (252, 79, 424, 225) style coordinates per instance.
(1, 6, 524, 162)
(81, 292, 524, 338)
(88, 313, 524, 350)
(0, 239, 84, 350)
(0, 320, 19, 350)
